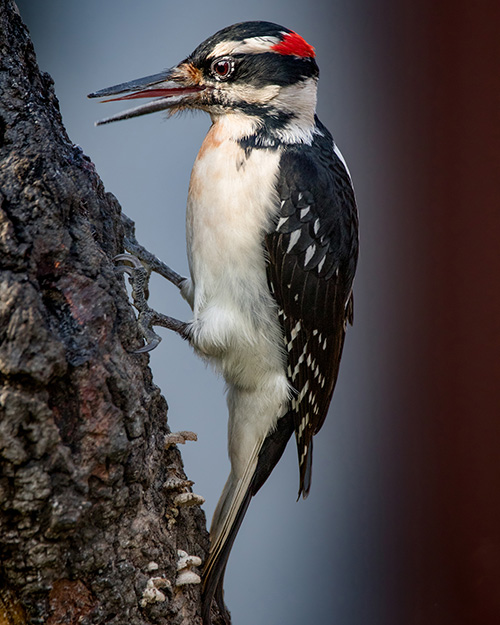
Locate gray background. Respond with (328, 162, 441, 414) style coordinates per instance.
(16, 1, 415, 624)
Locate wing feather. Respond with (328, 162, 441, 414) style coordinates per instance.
(265, 120, 358, 497)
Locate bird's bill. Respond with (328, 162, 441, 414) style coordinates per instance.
(88, 68, 205, 126)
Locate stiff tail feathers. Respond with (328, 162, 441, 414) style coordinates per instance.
(201, 412, 294, 625)
(297, 435, 313, 500)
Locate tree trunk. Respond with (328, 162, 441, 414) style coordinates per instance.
(0, 1, 214, 623)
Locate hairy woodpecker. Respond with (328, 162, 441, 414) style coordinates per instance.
(89, 21, 358, 625)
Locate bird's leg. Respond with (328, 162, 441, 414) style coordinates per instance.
(121, 213, 186, 289)
(115, 214, 190, 353)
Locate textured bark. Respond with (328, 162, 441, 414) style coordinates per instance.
(0, 2, 213, 623)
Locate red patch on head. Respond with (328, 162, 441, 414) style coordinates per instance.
(271, 31, 315, 58)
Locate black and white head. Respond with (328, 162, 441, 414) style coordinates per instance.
(89, 21, 319, 143)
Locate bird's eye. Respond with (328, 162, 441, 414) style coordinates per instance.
(211, 57, 234, 81)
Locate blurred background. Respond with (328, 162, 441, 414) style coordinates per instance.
(15, 1, 500, 623)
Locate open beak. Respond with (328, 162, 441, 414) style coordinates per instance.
(88, 67, 205, 126)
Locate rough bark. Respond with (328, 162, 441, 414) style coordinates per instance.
(0, 2, 213, 623)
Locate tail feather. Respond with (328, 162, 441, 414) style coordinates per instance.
(202, 493, 252, 625)
(297, 436, 313, 500)
(202, 412, 294, 624)
(252, 411, 294, 495)
(214, 564, 230, 624)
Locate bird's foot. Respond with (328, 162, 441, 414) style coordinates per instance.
(114, 253, 190, 352)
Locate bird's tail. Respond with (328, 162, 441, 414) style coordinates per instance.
(201, 412, 294, 625)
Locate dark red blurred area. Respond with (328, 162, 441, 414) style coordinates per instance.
(398, 2, 500, 623)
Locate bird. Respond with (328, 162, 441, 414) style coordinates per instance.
(89, 21, 358, 625)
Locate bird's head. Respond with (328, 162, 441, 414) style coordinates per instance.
(89, 21, 319, 143)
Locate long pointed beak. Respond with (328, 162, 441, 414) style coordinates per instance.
(88, 68, 205, 126)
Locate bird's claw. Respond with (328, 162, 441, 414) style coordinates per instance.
(114, 252, 144, 270)
(133, 337, 161, 354)
(114, 251, 189, 352)
(113, 253, 142, 279)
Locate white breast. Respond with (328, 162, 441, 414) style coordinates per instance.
(185, 119, 286, 390)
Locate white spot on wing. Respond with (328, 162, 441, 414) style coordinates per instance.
(287, 229, 301, 253)
(276, 216, 288, 231)
(291, 320, 302, 341)
(313, 218, 320, 235)
(297, 413, 310, 439)
(286, 320, 302, 352)
(298, 380, 309, 403)
(300, 206, 310, 219)
(317, 256, 326, 273)
(304, 244, 316, 266)
(291, 342, 309, 380)
(291, 380, 309, 411)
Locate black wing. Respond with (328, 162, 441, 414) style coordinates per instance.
(265, 119, 358, 497)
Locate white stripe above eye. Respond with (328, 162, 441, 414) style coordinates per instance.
(208, 36, 281, 59)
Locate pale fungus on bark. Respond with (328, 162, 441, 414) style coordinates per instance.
(164, 430, 198, 449)
(173, 492, 206, 507)
(139, 577, 172, 607)
(176, 549, 202, 587)
(164, 470, 205, 528)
